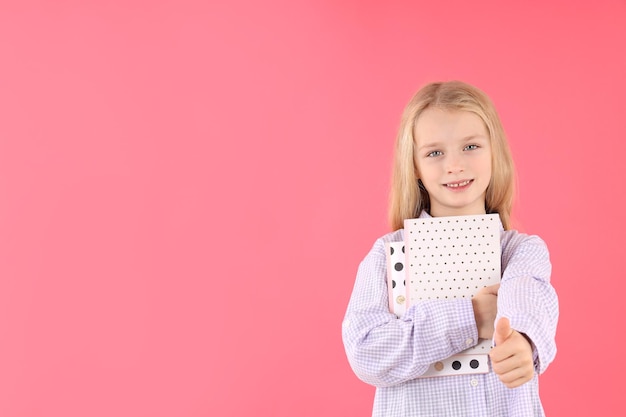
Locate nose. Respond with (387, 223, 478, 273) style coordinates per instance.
(445, 153, 464, 174)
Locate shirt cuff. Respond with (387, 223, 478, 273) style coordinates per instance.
(455, 298, 480, 352)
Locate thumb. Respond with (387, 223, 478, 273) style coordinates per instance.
(494, 317, 513, 346)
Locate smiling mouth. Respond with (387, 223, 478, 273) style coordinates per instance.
(445, 179, 473, 188)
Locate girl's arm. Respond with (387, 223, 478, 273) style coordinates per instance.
(496, 233, 559, 375)
(341, 237, 482, 388)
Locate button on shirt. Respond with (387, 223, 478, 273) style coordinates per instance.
(342, 212, 558, 417)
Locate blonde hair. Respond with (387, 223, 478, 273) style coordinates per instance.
(389, 81, 515, 230)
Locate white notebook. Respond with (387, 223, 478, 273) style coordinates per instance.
(386, 213, 501, 377)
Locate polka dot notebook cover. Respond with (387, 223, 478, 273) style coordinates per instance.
(385, 213, 501, 377)
(385, 241, 407, 316)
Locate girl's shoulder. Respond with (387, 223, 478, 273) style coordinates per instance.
(363, 229, 405, 257)
(501, 228, 550, 259)
(379, 229, 405, 243)
(501, 228, 548, 245)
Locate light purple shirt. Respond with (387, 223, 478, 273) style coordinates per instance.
(342, 212, 558, 416)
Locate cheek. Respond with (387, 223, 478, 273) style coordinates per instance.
(484, 161, 492, 177)
(481, 154, 493, 175)
(483, 160, 494, 186)
(414, 161, 422, 179)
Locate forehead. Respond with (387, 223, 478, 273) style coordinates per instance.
(414, 108, 488, 145)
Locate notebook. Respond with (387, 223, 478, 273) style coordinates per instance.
(385, 213, 501, 377)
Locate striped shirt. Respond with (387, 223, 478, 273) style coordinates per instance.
(342, 212, 558, 416)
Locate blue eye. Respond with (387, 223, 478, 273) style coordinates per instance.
(427, 150, 443, 157)
(464, 144, 479, 151)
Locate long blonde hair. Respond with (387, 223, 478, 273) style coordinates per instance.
(389, 81, 515, 230)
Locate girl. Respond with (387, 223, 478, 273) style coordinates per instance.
(342, 81, 558, 416)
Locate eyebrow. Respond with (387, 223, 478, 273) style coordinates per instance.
(416, 134, 488, 151)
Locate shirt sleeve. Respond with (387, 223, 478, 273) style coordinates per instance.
(496, 233, 559, 374)
(342, 237, 479, 388)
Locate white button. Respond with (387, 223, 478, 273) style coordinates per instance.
(470, 379, 478, 387)
(465, 338, 474, 346)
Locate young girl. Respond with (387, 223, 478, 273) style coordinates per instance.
(342, 81, 558, 416)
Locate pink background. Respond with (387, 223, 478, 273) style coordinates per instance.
(1, 1, 625, 416)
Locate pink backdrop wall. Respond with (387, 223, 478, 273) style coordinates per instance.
(1, 1, 624, 416)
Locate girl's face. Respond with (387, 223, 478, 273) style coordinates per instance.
(413, 108, 492, 218)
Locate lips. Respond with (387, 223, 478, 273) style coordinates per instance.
(444, 179, 473, 188)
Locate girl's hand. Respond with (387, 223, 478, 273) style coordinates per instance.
(471, 284, 499, 340)
(489, 317, 534, 388)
